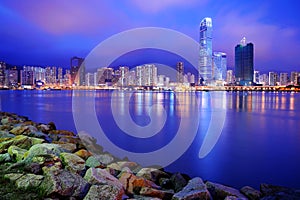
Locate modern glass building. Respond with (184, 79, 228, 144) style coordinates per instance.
(213, 52, 227, 82)
(235, 37, 254, 86)
(199, 17, 213, 85)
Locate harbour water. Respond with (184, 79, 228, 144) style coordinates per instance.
(1, 90, 300, 189)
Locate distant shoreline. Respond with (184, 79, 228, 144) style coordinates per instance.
(1, 85, 300, 92)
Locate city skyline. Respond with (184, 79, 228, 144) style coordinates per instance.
(0, 1, 300, 73)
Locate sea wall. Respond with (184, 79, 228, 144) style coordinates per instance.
(0, 111, 299, 200)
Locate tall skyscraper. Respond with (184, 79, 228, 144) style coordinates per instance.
(70, 56, 84, 85)
(0, 62, 6, 87)
(176, 62, 184, 83)
(199, 17, 213, 85)
(212, 52, 227, 82)
(235, 37, 254, 86)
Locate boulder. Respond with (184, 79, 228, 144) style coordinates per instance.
(83, 185, 124, 200)
(241, 186, 261, 200)
(15, 174, 44, 191)
(8, 145, 27, 162)
(75, 149, 92, 160)
(39, 169, 89, 198)
(55, 142, 77, 152)
(136, 168, 170, 183)
(0, 152, 11, 163)
(128, 195, 162, 200)
(159, 178, 173, 189)
(60, 152, 86, 175)
(4, 173, 24, 182)
(24, 143, 66, 161)
(170, 173, 189, 192)
(9, 125, 29, 135)
(260, 183, 300, 199)
(108, 161, 139, 172)
(119, 172, 160, 195)
(140, 187, 174, 199)
(49, 130, 75, 136)
(172, 177, 211, 200)
(206, 181, 247, 199)
(86, 156, 104, 168)
(0, 135, 44, 153)
(84, 168, 123, 190)
(0, 130, 15, 138)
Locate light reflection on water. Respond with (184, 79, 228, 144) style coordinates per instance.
(0, 90, 300, 189)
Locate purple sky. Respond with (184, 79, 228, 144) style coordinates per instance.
(0, 0, 299, 73)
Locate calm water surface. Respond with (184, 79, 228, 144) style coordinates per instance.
(1, 90, 300, 189)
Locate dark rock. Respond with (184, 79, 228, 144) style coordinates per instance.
(40, 169, 89, 198)
(260, 183, 300, 200)
(206, 181, 247, 199)
(140, 187, 174, 200)
(24, 162, 42, 174)
(241, 186, 261, 200)
(83, 185, 124, 200)
(170, 173, 189, 192)
(172, 177, 211, 200)
(136, 168, 170, 184)
(48, 122, 56, 131)
(159, 178, 173, 189)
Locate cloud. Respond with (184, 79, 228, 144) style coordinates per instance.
(3, 1, 128, 36)
(129, 0, 208, 13)
(213, 9, 300, 70)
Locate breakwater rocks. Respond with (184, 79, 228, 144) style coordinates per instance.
(0, 111, 299, 200)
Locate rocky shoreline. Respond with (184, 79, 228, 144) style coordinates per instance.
(0, 111, 299, 200)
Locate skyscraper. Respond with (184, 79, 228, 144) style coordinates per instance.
(212, 52, 227, 82)
(176, 62, 184, 83)
(199, 17, 213, 85)
(235, 37, 254, 86)
(70, 56, 84, 85)
(0, 62, 6, 87)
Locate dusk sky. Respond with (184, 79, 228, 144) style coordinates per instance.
(0, 0, 300, 73)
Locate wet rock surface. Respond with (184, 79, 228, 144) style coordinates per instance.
(0, 111, 298, 200)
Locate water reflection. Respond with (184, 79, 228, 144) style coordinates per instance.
(228, 92, 296, 112)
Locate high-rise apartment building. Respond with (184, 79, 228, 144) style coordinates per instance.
(176, 62, 184, 83)
(253, 70, 260, 84)
(290, 71, 299, 85)
(199, 17, 213, 85)
(21, 66, 35, 86)
(235, 37, 254, 86)
(119, 66, 129, 86)
(5, 68, 18, 87)
(280, 73, 288, 86)
(226, 70, 234, 85)
(268, 72, 277, 86)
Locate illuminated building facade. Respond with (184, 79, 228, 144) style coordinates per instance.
(199, 17, 213, 85)
(235, 37, 254, 86)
